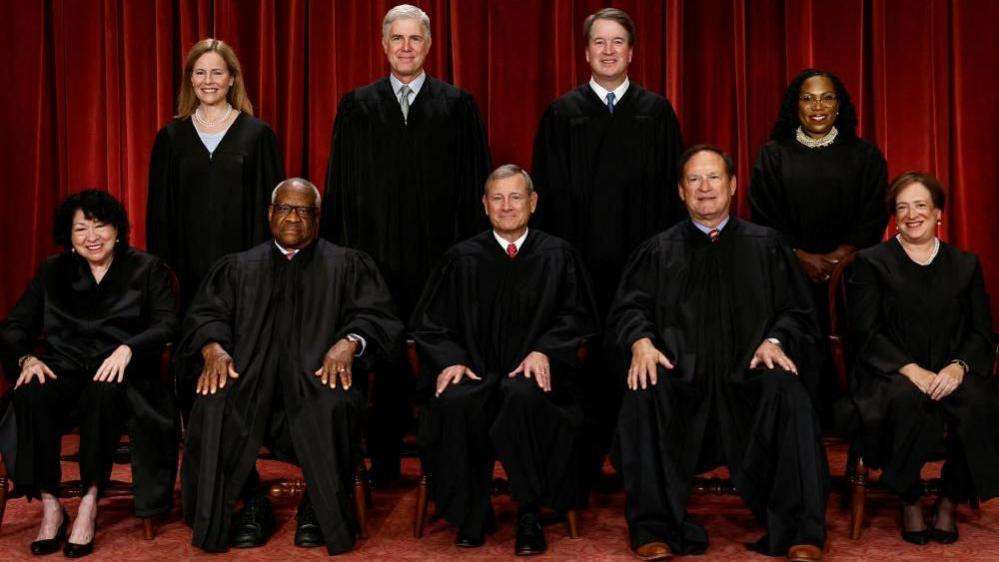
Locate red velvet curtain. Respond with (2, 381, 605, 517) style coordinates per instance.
(2, 0, 998, 327)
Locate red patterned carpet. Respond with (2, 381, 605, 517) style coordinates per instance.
(2, 439, 998, 561)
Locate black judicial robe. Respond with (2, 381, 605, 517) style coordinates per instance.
(0, 249, 179, 515)
(178, 240, 403, 554)
(147, 113, 285, 308)
(843, 239, 999, 499)
(608, 218, 829, 554)
(322, 75, 492, 318)
(411, 230, 598, 535)
(531, 83, 684, 312)
(749, 136, 887, 255)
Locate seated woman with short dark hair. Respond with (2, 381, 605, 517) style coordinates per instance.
(845, 171, 999, 546)
(0, 190, 179, 557)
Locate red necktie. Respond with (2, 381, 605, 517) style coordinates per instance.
(708, 229, 719, 243)
(507, 243, 518, 258)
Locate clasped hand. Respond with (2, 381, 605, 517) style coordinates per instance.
(902, 362, 964, 401)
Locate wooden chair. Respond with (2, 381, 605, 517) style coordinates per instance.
(828, 253, 994, 540)
(408, 340, 581, 539)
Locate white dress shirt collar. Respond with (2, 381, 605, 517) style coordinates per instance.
(691, 215, 730, 236)
(390, 71, 426, 99)
(494, 229, 529, 253)
(589, 77, 630, 107)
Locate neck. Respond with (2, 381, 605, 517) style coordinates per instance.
(694, 214, 729, 229)
(392, 70, 423, 84)
(496, 228, 527, 244)
(87, 254, 113, 281)
(592, 75, 626, 92)
(198, 101, 231, 116)
(899, 233, 936, 249)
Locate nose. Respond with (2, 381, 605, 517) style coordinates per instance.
(401, 38, 413, 51)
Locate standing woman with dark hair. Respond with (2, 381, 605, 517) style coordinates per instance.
(0, 190, 179, 557)
(749, 69, 888, 414)
(147, 38, 285, 310)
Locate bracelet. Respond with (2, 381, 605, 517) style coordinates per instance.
(950, 359, 970, 374)
(17, 354, 34, 369)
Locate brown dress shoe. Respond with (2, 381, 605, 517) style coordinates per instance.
(635, 541, 672, 561)
(787, 543, 823, 561)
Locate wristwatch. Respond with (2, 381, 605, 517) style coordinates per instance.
(950, 359, 970, 374)
(345, 333, 363, 348)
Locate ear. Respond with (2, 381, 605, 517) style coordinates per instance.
(529, 192, 538, 213)
(425, 35, 432, 52)
(729, 175, 738, 196)
(677, 182, 686, 203)
(481, 194, 489, 216)
(382, 37, 390, 54)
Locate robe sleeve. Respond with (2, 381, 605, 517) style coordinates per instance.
(532, 249, 599, 370)
(0, 263, 46, 381)
(454, 94, 492, 240)
(606, 240, 670, 360)
(146, 127, 173, 260)
(409, 257, 472, 376)
(531, 106, 575, 241)
(334, 251, 404, 371)
(176, 255, 239, 374)
(123, 258, 179, 360)
(955, 257, 994, 377)
(246, 125, 285, 249)
(659, 101, 686, 226)
(845, 143, 888, 249)
(847, 253, 914, 374)
(749, 145, 796, 247)
(320, 94, 355, 245)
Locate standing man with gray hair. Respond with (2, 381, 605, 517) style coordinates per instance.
(321, 4, 492, 485)
(530, 7, 685, 487)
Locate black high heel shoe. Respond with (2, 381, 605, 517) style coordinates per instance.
(30, 507, 69, 555)
(900, 503, 930, 545)
(63, 537, 94, 558)
(930, 498, 959, 544)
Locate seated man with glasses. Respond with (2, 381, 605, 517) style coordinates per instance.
(178, 178, 403, 555)
(609, 146, 829, 562)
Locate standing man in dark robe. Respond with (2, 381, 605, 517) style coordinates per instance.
(530, 7, 684, 481)
(179, 178, 403, 555)
(411, 165, 598, 555)
(321, 4, 492, 483)
(609, 146, 828, 562)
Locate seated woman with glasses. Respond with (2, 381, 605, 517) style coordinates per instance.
(0, 190, 179, 558)
(748, 68, 889, 419)
(844, 171, 999, 545)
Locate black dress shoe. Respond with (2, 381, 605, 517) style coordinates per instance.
(455, 530, 485, 548)
(930, 498, 959, 544)
(900, 505, 930, 545)
(514, 512, 547, 556)
(230, 496, 275, 549)
(63, 537, 94, 558)
(294, 495, 325, 548)
(30, 507, 68, 555)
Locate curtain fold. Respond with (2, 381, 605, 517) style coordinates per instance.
(2, 0, 997, 328)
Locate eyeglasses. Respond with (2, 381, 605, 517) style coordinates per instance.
(683, 174, 727, 188)
(798, 93, 838, 108)
(271, 204, 319, 219)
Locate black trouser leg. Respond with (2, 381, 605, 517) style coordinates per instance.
(78, 380, 128, 492)
(11, 374, 80, 496)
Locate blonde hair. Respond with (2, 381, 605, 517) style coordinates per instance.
(175, 38, 254, 119)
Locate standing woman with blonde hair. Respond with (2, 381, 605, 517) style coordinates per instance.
(147, 38, 284, 311)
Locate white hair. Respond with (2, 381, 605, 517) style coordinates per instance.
(382, 4, 431, 39)
(485, 164, 534, 194)
(271, 178, 322, 206)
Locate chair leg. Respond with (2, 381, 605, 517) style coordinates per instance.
(142, 517, 154, 540)
(354, 467, 367, 539)
(849, 455, 868, 540)
(566, 509, 579, 538)
(0, 458, 8, 531)
(414, 473, 429, 538)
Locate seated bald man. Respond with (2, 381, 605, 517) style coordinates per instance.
(179, 178, 403, 555)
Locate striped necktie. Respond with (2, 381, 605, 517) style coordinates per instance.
(399, 85, 412, 122)
(606, 92, 616, 114)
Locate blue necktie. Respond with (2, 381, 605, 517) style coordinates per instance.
(606, 92, 616, 114)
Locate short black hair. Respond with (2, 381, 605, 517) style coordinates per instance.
(53, 189, 130, 252)
(678, 144, 736, 179)
(770, 68, 859, 141)
(886, 170, 947, 214)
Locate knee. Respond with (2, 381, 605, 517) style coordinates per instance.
(84, 381, 127, 407)
(13, 380, 50, 406)
(760, 370, 815, 417)
(884, 378, 926, 414)
(499, 376, 546, 410)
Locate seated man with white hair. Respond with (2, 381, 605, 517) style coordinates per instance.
(179, 178, 404, 555)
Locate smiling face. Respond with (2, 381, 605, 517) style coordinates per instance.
(894, 182, 941, 245)
(678, 150, 736, 226)
(70, 209, 118, 267)
(483, 173, 537, 239)
(190, 51, 233, 107)
(584, 18, 633, 86)
(383, 18, 431, 81)
(797, 75, 840, 138)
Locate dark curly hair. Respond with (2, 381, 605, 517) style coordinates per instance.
(769, 68, 858, 142)
(53, 189, 131, 253)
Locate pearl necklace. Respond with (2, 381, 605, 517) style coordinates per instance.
(897, 234, 940, 265)
(795, 126, 838, 149)
(194, 103, 233, 127)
